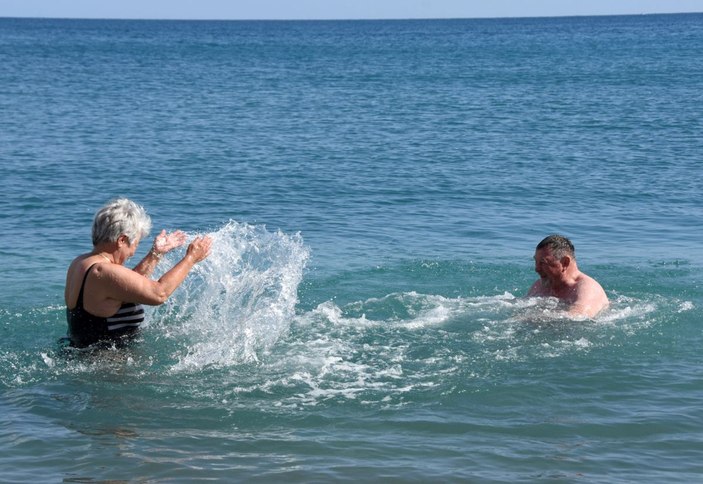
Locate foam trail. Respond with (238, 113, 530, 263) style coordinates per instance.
(151, 221, 308, 369)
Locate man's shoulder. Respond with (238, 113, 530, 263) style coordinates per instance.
(576, 272, 607, 298)
(577, 271, 601, 286)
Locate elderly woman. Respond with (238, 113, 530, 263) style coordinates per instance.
(64, 198, 212, 347)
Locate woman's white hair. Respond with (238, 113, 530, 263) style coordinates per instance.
(92, 198, 152, 246)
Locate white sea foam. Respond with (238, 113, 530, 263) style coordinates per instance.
(678, 301, 694, 312)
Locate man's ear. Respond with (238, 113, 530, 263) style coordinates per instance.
(560, 256, 571, 270)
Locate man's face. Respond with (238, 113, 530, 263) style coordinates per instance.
(533, 247, 563, 282)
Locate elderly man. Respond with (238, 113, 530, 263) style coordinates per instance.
(527, 234, 608, 317)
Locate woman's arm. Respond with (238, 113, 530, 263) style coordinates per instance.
(133, 230, 187, 277)
(95, 235, 212, 305)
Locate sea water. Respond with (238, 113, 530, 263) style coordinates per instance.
(1, 14, 702, 482)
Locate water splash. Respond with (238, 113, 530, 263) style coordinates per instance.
(150, 221, 309, 369)
(256, 289, 697, 408)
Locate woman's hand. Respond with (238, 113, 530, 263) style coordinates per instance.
(152, 229, 187, 256)
(186, 236, 212, 263)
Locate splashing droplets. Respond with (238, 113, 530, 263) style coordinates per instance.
(151, 221, 308, 370)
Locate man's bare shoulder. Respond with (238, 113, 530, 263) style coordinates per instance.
(576, 272, 607, 296)
(571, 272, 609, 317)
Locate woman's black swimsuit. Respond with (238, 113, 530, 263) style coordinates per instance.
(66, 264, 145, 347)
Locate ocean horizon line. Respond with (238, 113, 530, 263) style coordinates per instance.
(1, 11, 701, 24)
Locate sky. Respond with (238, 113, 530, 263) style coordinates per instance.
(1, 0, 701, 20)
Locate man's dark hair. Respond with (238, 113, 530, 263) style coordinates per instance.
(536, 234, 575, 260)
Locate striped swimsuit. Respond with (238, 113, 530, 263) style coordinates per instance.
(66, 263, 145, 347)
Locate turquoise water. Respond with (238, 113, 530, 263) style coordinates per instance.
(1, 14, 702, 482)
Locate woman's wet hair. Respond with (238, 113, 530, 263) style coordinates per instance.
(92, 198, 152, 246)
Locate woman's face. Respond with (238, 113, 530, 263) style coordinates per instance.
(117, 235, 140, 264)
